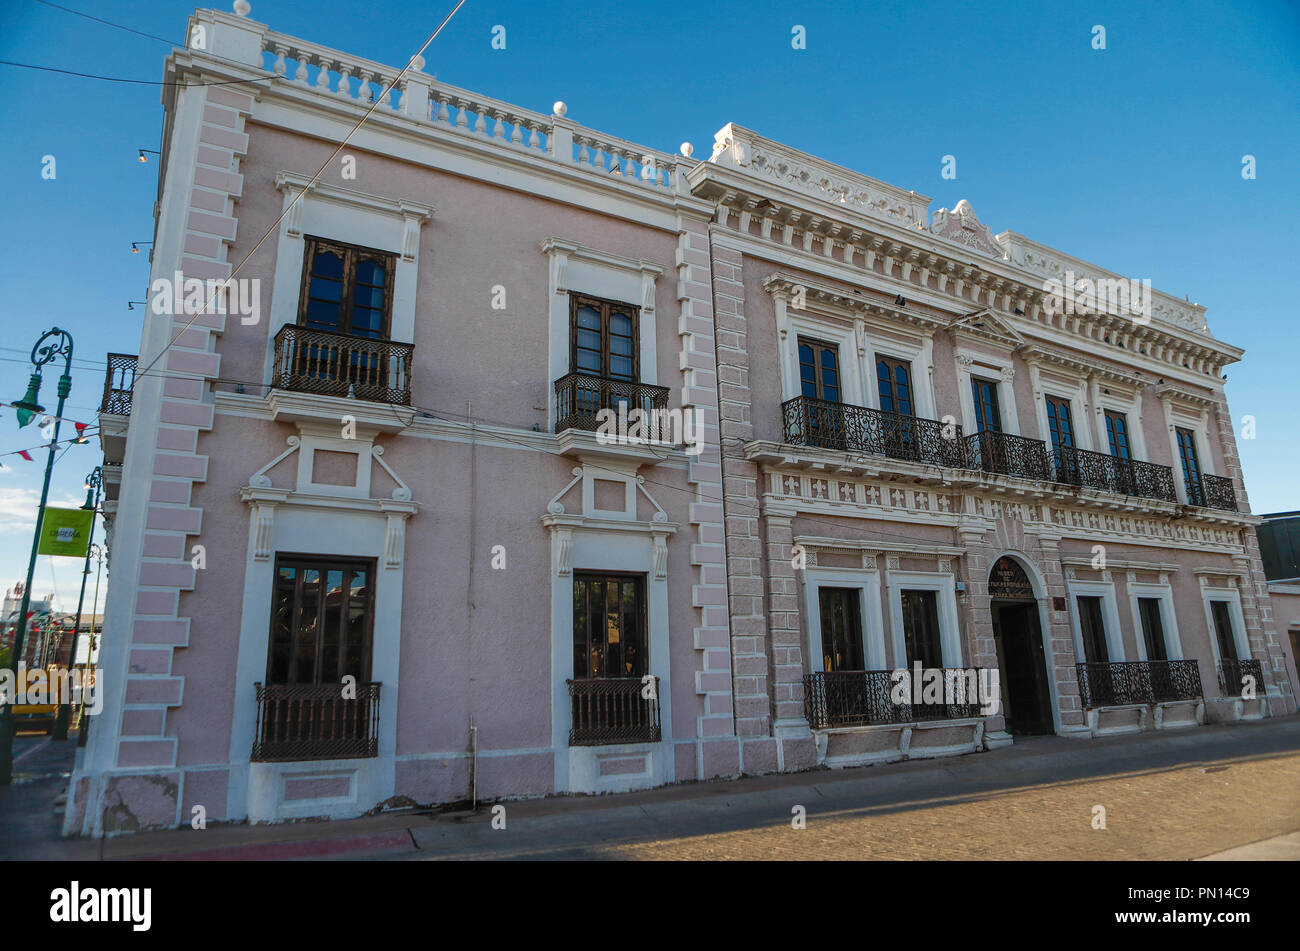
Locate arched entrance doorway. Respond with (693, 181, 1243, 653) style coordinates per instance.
(988, 556, 1052, 735)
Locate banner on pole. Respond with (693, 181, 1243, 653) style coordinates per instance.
(36, 507, 94, 558)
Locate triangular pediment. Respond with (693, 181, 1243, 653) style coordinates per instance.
(947, 309, 1024, 349)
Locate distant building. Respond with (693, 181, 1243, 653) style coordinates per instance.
(1256, 512, 1300, 703)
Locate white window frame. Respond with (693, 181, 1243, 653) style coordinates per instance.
(956, 352, 1021, 436)
(1127, 581, 1184, 661)
(1067, 578, 1126, 662)
(1038, 386, 1090, 453)
(267, 173, 432, 388)
(866, 332, 938, 421)
(780, 315, 864, 407)
(541, 238, 661, 430)
(802, 567, 885, 671)
(1202, 586, 1250, 667)
(1096, 390, 1148, 462)
(887, 570, 963, 670)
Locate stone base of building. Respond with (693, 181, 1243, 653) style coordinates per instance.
(813, 717, 987, 769)
(1084, 700, 1206, 737)
(1204, 696, 1269, 724)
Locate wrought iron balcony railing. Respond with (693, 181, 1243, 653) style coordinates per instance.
(553, 372, 671, 435)
(1050, 445, 1178, 503)
(1219, 658, 1263, 697)
(1075, 660, 1203, 708)
(781, 396, 967, 468)
(802, 669, 988, 729)
(251, 681, 381, 762)
(567, 676, 661, 746)
(100, 353, 137, 416)
(965, 429, 1052, 481)
(271, 325, 413, 405)
(1185, 473, 1237, 511)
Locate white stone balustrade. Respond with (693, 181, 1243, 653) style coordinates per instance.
(235, 22, 694, 196)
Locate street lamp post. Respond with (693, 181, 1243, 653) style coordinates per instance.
(0, 328, 75, 785)
(78, 544, 105, 749)
(53, 467, 101, 740)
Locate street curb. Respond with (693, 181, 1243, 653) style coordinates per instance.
(119, 830, 415, 862)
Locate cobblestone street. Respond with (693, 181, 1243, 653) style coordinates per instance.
(401, 718, 1300, 861)
(4, 717, 1297, 861)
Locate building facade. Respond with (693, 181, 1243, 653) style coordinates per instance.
(65, 4, 1296, 835)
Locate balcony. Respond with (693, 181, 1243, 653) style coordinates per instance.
(802, 669, 988, 729)
(1075, 660, 1204, 708)
(100, 353, 137, 416)
(782, 396, 966, 468)
(1219, 658, 1263, 697)
(1185, 473, 1237, 512)
(553, 372, 670, 435)
(250, 682, 381, 762)
(1051, 445, 1177, 503)
(271, 325, 413, 405)
(965, 429, 1052, 481)
(567, 677, 661, 746)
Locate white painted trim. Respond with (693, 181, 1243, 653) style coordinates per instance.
(1127, 580, 1183, 661)
(1066, 577, 1126, 662)
(801, 566, 885, 671)
(956, 350, 1020, 436)
(542, 238, 663, 428)
(780, 313, 864, 406)
(885, 570, 963, 669)
(266, 174, 430, 390)
(1202, 585, 1251, 666)
(226, 498, 409, 823)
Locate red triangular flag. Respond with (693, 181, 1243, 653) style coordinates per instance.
(74, 421, 89, 444)
(18, 450, 33, 461)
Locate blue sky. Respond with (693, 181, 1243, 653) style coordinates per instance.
(0, 0, 1297, 609)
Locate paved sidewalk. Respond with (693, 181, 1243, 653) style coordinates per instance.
(3, 717, 1298, 860)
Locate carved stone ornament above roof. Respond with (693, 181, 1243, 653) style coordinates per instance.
(930, 200, 1005, 260)
(710, 124, 931, 232)
(947, 308, 1024, 350)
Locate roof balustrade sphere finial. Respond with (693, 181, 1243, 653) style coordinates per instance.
(233, 0, 250, 16)
(680, 142, 693, 158)
(553, 101, 567, 118)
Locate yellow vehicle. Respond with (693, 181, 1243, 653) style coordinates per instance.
(8, 666, 64, 734)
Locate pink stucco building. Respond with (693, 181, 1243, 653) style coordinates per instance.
(66, 5, 1295, 835)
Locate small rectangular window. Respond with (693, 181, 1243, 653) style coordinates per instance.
(1045, 396, 1074, 450)
(1210, 600, 1238, 662)
(573, 573, 647, 679)
(818, 587, 864, 672)
(1076, 595, 1109, 664)
(298, 237, 395, 339)
(799, 338, 841, 402)
(1137, 597, 1167, 662)
(901, 590, 943, 669)
(1176, 427, 1203, 503)
(971, 377, 1002, 433)
(571, 295, 639, 382)
(1104, 410, 1131, 459)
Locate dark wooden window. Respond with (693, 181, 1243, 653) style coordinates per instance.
(1105, 410, 1131, 459)
(1176, 426, 1203, 503)
(799, 338, 841, 402)
(818, 587, 864, 672)
(267, 556, 375, 685)
(971, 377, 1002, 433)
(876, 357, 914, 416)
(1045, 395, 1075, 449)
(571, 294, 638, 381)
(901, 590, 943, 669)
(1210, 600, 1238, 663)
(298, 237, 395, 340)
(1138, 597, 1168, 662)
(573, 573, 647, 679)
(1076, 595, 1109, 664)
